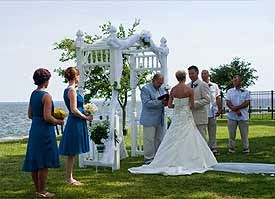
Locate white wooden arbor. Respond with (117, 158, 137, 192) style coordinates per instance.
(75, 26, 169, 171)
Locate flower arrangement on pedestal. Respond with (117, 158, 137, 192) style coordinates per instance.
(90, 120, 109, 144)
(89, 120, 109, 152)
(89, 120, 119, 151)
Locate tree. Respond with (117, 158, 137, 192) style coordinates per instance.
(53, 19, 153, 135)
(210, 57, 258, 93)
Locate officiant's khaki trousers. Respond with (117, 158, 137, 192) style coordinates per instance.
(143, 125, 165, 163)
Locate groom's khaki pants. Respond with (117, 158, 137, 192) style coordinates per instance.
(196, 124, 207, 141)
(143, 125, 165, 164)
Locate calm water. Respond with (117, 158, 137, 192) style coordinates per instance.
(0, 100, 142, 141)
(0, 102, 31, 140)
(0, 101, 111, 141)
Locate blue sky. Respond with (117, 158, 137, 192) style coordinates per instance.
(0, 1, 274, 102)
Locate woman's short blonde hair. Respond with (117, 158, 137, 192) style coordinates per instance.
(175, 70, 186, 81)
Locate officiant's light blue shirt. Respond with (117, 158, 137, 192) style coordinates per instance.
(226, 87, 251, 121)
(140, 83, 166, 126)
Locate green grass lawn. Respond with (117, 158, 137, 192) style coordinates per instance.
(0, 119, 274, 198)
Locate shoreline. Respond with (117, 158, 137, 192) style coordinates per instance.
(0, 136, 28, 143)
(0, 135, 63, 143)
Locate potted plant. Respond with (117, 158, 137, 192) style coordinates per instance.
(89, 120, 109, 152)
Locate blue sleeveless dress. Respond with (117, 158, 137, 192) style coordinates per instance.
(22, 90, 60, 172)
(59, 88, 90, 156)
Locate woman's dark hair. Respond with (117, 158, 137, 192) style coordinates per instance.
(33, 68, 51, 86)
(64, 67, 80, 82)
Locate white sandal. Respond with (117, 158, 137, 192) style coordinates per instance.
(36, 192, 55, 198)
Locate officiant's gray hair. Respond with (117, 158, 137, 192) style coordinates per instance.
(175, 70, 186, 81)
(152, 73, 164, 81)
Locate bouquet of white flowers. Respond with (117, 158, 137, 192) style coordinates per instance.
(84, 103, 98, 115)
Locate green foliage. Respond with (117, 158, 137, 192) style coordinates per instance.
(89, 120, 109, 144)
(137, 69, 154, 90)
(53, 67, 66, 83)
(84, 65, 112, 102)
(53, 19, 153, 134)
(53, 38, 75, 62)
(210, 57, 258, 92)
(53, 34, 102, 63)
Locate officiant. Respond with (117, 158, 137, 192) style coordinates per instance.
(140, 73, 168, 164)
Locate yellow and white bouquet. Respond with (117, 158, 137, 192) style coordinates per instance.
(84, 103, 98, 115)
(53, 108, 67, 135)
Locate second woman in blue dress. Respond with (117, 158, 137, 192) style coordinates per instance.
(59, 67, 92, 186)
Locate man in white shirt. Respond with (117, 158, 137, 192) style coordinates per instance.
(226, 75, 251, 154)
(201, 70, 222, 155)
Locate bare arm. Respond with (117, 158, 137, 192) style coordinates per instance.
(226, 100, 235, 111)
(226, 99, 249, 112)
(235, 100, 250, 110)
(68, 88, 92, 122)
(28, 104, 32, 119)
(43, 94, 64, 125)
(168, 88, 175, 108)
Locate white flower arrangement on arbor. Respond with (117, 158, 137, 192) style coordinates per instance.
(139, 30, 152, 48)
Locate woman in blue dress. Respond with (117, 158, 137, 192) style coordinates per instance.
(22, 68, 64, 198)
(59, 67, 92, 186)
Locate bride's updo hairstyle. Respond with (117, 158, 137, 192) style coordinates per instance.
(175, 70, 186, 82)
(33, 68, 51, 86)
(64, 67, 80, 82)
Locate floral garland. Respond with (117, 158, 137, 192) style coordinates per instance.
(139, 30, 151, 48)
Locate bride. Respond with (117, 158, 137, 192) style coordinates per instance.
(129, 70, 217, 175)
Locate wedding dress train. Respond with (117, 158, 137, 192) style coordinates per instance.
(129, 98, 218, 175)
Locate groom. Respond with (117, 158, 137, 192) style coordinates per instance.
(188, 65, 210, 141)
(140, 73, 168, 164)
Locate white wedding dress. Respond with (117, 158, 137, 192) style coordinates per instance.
(129, 98, 218, 176)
